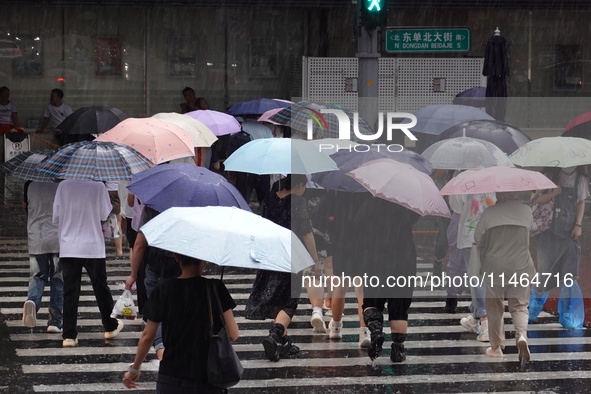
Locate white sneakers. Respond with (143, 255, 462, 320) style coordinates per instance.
(485, 346, 503, 357)
(477, 330, 489, 342)
(359, 327, 371, 348)
(310, 311, 327, 333)
(328, 319, 342, 340)
(47, 325, 63, 333)
(62, 338, 78, 347)
(22, 300, 37, 328)
(460, 315, 481, 334)
(105, 319, 124, 339)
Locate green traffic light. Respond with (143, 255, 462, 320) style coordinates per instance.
(367, 0, 381, 11)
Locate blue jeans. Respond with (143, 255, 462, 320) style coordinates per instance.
(28, 254, 64, 328)
(145, 269, 164, 351)
(461, 248, 487, 319)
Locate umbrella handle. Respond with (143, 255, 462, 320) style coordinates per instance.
(220, 266, 224, 282)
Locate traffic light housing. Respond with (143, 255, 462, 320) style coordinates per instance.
(359, 0, 387, 30)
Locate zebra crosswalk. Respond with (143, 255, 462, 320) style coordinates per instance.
(1, 237, 590, 393)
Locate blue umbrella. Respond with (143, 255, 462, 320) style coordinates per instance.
(311, 147, 432, 192)
(226, 98, 290, 116)
(223, 138, 339, 175)
(240, 118, 273, 140)
(127, 163, 250, 213)
(406, 104, 494, 135)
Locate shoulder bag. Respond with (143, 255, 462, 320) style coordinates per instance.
(206, 280, 243, 389)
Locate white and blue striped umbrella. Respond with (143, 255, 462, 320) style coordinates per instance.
(36, 141, 153, 182)
(0, 150, 55, 182)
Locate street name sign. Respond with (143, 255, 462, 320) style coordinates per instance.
(385, 28, 471, 53)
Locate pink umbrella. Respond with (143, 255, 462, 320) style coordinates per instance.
(257, 108, 284, 125)
(184, 110, 241, 136)
(346, 158, 451, 218)
(95, 118, 194, 165)
(440, 166, 557, 195)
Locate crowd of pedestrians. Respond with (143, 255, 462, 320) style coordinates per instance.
(10, 86, 589, 393)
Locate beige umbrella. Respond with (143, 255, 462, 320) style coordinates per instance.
(152, 112, 218, 148)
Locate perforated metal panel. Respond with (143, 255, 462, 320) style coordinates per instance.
(396, 58, 485, 112)
(304, 57, 359, 110)
(302, 57, 486, 112)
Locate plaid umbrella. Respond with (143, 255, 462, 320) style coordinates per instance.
(267, 101, 373, 139)
(0, 151, 55, 182)
(36, 141, 153, 182)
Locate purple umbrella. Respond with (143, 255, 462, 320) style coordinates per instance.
(127, 163, 250, 213)
(184, 110, 241, 136)
(226, 98, 290, 116)
(452, 87, 486, 107)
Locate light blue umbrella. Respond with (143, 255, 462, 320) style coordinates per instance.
(240, 118, 273, 140)
(406, 104, 494, 135)
(223, 138, 339, 175)
(140, 206, 314, 273)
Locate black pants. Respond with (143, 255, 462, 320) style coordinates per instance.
(362, 297, 413, 321)
(61, 257, 118, 339)
(157, 374, 227, 394)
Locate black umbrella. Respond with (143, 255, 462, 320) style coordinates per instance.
(56, 105, 130, 146)
(431, 119, 531, 155)
(483, 28, 509, 121)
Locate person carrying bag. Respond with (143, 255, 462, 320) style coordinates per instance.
(122, 254, 239, 393)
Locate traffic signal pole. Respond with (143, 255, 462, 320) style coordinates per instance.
(357, 0, 384, 134)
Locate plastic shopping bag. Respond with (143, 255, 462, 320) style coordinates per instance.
(111, 290, 137, 320)
(558, 282, 584, 329)
(528, 287, 549, 323)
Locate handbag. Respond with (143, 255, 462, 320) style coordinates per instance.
(530, 191, 553, 237)
(206, 280, 243, 389)
(110, 289, 137, 320)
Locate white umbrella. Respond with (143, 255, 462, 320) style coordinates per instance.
(152, 112, 218, 147)
(140, 206, 314, 274)
(509, 136, 591, 168)
(422, 136, 514, 170)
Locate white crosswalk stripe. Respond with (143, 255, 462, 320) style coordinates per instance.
(1, 239, 590, 393)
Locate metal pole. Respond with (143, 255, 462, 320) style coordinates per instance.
(357, 20, 380, 133)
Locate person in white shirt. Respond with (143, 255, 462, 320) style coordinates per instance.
(38, 89, 73, 133)
(53, 179, 124, 347)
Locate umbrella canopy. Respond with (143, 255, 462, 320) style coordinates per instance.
(311, 146, 432, 192)
(258, 108, 284, 126)
(227, 98, 290, 116)
(240, 118, 273, 140)
(184, 110, 241, 136)
(57, 105, 129, 136)
(267, 101, 373, 139)
(36, 141, 153, 182)
(140, 206, 314, 273)
(0, 150, 55, 182)
(223, 138, 339, 175)
(127, 163, 250, 213)
(422, 137, 514, 170)
(509, 137, 591, 168)
(407, 105, 494, 135)
(151, 112, 217, 147)
(452, 87, 486, 107)
(433, 119, 531, 155)
(440, 166, 557, 195)
(94, 118, 195, 165)
(346, 158, 450, 218)
(483, 29, 509, 121)
(562, 111, 591, 138)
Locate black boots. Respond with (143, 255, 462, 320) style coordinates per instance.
(262, 323, 285, 362)
(363, 309, 385, 361)
(262, 323, 299, 362)
(445, 298, 457, 314)
(390, 333, 407, 362)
